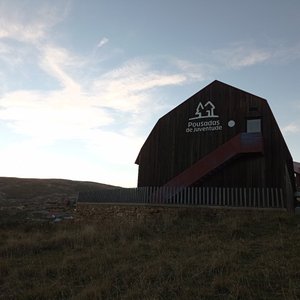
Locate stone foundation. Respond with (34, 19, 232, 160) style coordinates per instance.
(75, 203, 186, 222)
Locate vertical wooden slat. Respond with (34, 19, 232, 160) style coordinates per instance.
(179, 188, 182, 205)
(249, 188, 252, 207)
(214, 187, 217, 206)
(182, 188, 186, 205)
(199, 187, 202, 205)
(262, 188, 265, 208)
(78, 185, 288, 210)
(234, 188, 237, 206)
(226, 188, 230, 207)
(275, 188, 279, 208)
(166, 186, 169, 204)
(257, 188, 261, 208)
(143, 187, 146, 203)
(243, 188, 246, 207)
(280, 189, 284, 208)
(175, 187, 179, 205)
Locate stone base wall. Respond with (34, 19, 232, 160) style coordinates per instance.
(75, 203, 185, 222)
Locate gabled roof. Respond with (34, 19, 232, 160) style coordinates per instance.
(135, 80, 267, 164)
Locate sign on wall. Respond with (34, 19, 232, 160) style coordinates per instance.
(186, 101, 223, 133)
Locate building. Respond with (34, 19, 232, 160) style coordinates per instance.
(294, 162, 300, 189)
(135, 80, 296, 211)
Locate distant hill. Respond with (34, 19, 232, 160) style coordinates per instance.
(0, 177, 117, 200)
(0, 177, 118, 223)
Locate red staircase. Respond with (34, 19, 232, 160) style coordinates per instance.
(164, 132, 263, 187)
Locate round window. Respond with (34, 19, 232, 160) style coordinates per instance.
(228, 120, 235, 128)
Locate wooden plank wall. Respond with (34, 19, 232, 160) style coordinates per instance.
(136, 81, 295, 195)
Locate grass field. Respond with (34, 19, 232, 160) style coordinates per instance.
(1, 207, 300, 299)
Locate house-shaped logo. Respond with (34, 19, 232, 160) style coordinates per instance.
(189, 101, 219, 120)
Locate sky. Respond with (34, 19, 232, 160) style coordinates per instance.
(0, 0, 300, 187)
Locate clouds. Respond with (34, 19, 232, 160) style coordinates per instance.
(97, 37, 109, 48)
(0, 6, 193, 156)
(282, 123, 300, 134)
(1, 1, 299, 186)
(40, 45, 82, 91)
(93, 59, 186, 113)
(213, 42, 271, 69)
(0, 0, 69, 43)
(0, 89, 114, 141)
(212, 41, 300, 69)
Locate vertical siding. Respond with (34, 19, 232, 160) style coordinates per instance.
(136, 81, 295, 195)
(78, 187, 286, 209)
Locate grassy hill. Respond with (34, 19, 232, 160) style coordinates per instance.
(0, 176, 116, 200)
(0, 177, 117, 225)
(1, 177, 300, 299)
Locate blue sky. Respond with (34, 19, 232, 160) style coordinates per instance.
(0, 0, 299, 187)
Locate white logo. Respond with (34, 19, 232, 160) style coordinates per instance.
(185, 100, 222, 133)
(189, 101, 219, 120)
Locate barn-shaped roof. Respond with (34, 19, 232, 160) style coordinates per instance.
(135, 80, 267, 164)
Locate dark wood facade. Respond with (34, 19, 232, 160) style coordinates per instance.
(135, 81, 295, 206)
(295, 162, 300, 189)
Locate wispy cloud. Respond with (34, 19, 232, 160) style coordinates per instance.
(213, 42, 271, 69)
(93, 59, 187, 113)
(0, 14, 196, 150)
(272, 43, 300, 63)
(0, 1, 69, 43)
(97, 37, 109, 48)
(40, 45, 82, 91)
(212, 41, 300, 70)
(282, 123, 300, 134)
(0, 89, 114, 142)
(171, 58, 216, 81)
(0, 1, 226, 185)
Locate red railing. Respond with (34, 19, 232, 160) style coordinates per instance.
(163, 132, 263, 187)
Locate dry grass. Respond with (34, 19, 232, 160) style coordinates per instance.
(1, 208, 300, 299)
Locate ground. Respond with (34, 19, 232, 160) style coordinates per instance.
(1, 177, 300, 299)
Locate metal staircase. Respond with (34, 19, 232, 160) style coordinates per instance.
(163, 132, 264, 187)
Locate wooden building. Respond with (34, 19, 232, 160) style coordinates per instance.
(294, 162, 300, 189)
(135, 80, 295, 211)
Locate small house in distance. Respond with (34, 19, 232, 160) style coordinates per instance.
(135, 80, 296, 211)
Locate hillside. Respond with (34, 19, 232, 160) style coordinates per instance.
(1, 207, 300, 299)
(1, 177, 300, 298)
(0, 177, 117, 224)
